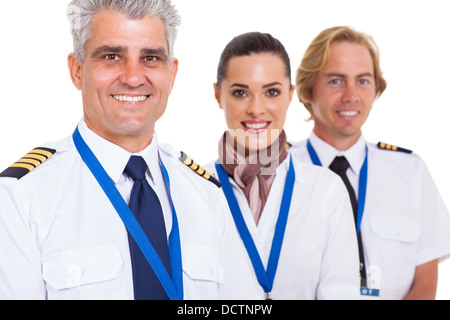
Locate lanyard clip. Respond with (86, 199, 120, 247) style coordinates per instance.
(265, 292, 272, 300)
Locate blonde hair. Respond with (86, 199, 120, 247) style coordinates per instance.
(296, 26, 387, 116)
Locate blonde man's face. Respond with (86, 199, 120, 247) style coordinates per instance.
(310, 41, 376, 148)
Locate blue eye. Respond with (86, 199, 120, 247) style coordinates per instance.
(330, 79, 340, 85)
(359, 79, 369, 85)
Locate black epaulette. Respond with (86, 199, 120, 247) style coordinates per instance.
(179, 152, 221, 188)
(0, 147, 56, 180)
(377, 142, 412, 154)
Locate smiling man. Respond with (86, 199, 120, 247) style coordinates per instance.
(0, 0, 259, 300)
(68, 8, 176, 153)
(290, 26, 450, 300)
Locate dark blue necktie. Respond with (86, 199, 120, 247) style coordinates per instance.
(124, 156, 171, 300)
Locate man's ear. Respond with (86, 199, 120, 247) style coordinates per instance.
(168, 58, 179, 93)
(68, 53, 83, 90)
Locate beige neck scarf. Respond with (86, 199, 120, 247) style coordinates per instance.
(218, 130, 288, 224)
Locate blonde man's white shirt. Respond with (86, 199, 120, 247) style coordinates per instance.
(290, 132, 450, 299)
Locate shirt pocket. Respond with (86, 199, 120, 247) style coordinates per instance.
(182, 245, 223, 284)
(369, 215, 422, 291)
(370, 215, 422, 243)
(42, 245, 123, 291)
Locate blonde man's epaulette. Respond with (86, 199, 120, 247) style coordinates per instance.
(0, 147, 56, 180)
(377, 142, 412, 154)
(179, 152, 221, 188)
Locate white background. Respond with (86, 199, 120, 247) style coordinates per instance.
(0, 0, 449, 299)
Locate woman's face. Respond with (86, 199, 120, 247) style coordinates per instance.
(214, 53, 294, 151)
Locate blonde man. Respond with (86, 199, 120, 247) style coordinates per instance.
(290, 26, 450, 300)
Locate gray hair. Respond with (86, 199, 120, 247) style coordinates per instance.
(67, 0, 181, 61)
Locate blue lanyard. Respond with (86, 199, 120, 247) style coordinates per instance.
(307, 139, 368, 234)
(73, 128, 183, 300)
(215, 156, 295, 299)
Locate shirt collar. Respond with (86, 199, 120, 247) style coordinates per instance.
(309, 131, 367, 175)
(276, 154, 304, 184)
(76, 119, 161, 184)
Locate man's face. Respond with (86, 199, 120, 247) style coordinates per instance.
(69, 10, 178, 151)
(310, 41, 376, 149)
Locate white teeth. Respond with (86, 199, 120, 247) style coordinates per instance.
(338, 110, 358, 117)
(244, 122, 269, 130)
(112, 95, 149, 102)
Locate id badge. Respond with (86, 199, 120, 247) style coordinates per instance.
(360, 265, 381, 298)
(360, 287, 380, 297)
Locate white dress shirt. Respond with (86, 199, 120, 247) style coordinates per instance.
(206, 154, 361, 300)
(0, 120, 259, 300)
(290, 132, 450, 299)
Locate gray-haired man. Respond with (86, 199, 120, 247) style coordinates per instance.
(0, 0, 259, 300)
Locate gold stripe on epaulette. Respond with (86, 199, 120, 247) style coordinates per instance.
(31, 148, 54, 158)
(24, 153, 47, 162)
(17, 158, 42, 167)
(377, 142, 412, 154)
(179, 152, 220, 188)
(0, 147, 56, 180)
(10, 163, 36, 171)
(379, 142, 397, 151)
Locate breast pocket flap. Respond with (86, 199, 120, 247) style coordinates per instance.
(42, 245, 123, 290)
(370, 215, 421, 243)
(182, 245, 224, 283)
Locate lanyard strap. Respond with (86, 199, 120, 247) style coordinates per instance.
(216, 156, 295, 299)
(307, 139, 369, 288)
(73, 128, 183, 300)
(356, 155, 368, 234)
(307, 139, 367, 233)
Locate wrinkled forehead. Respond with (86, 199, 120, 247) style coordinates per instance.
(87, 10, 169, 55)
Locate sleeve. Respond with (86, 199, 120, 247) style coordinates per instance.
(0, 179, 46, 299)
(316, 174, 361, 300)
(415, 159, 450, 265)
